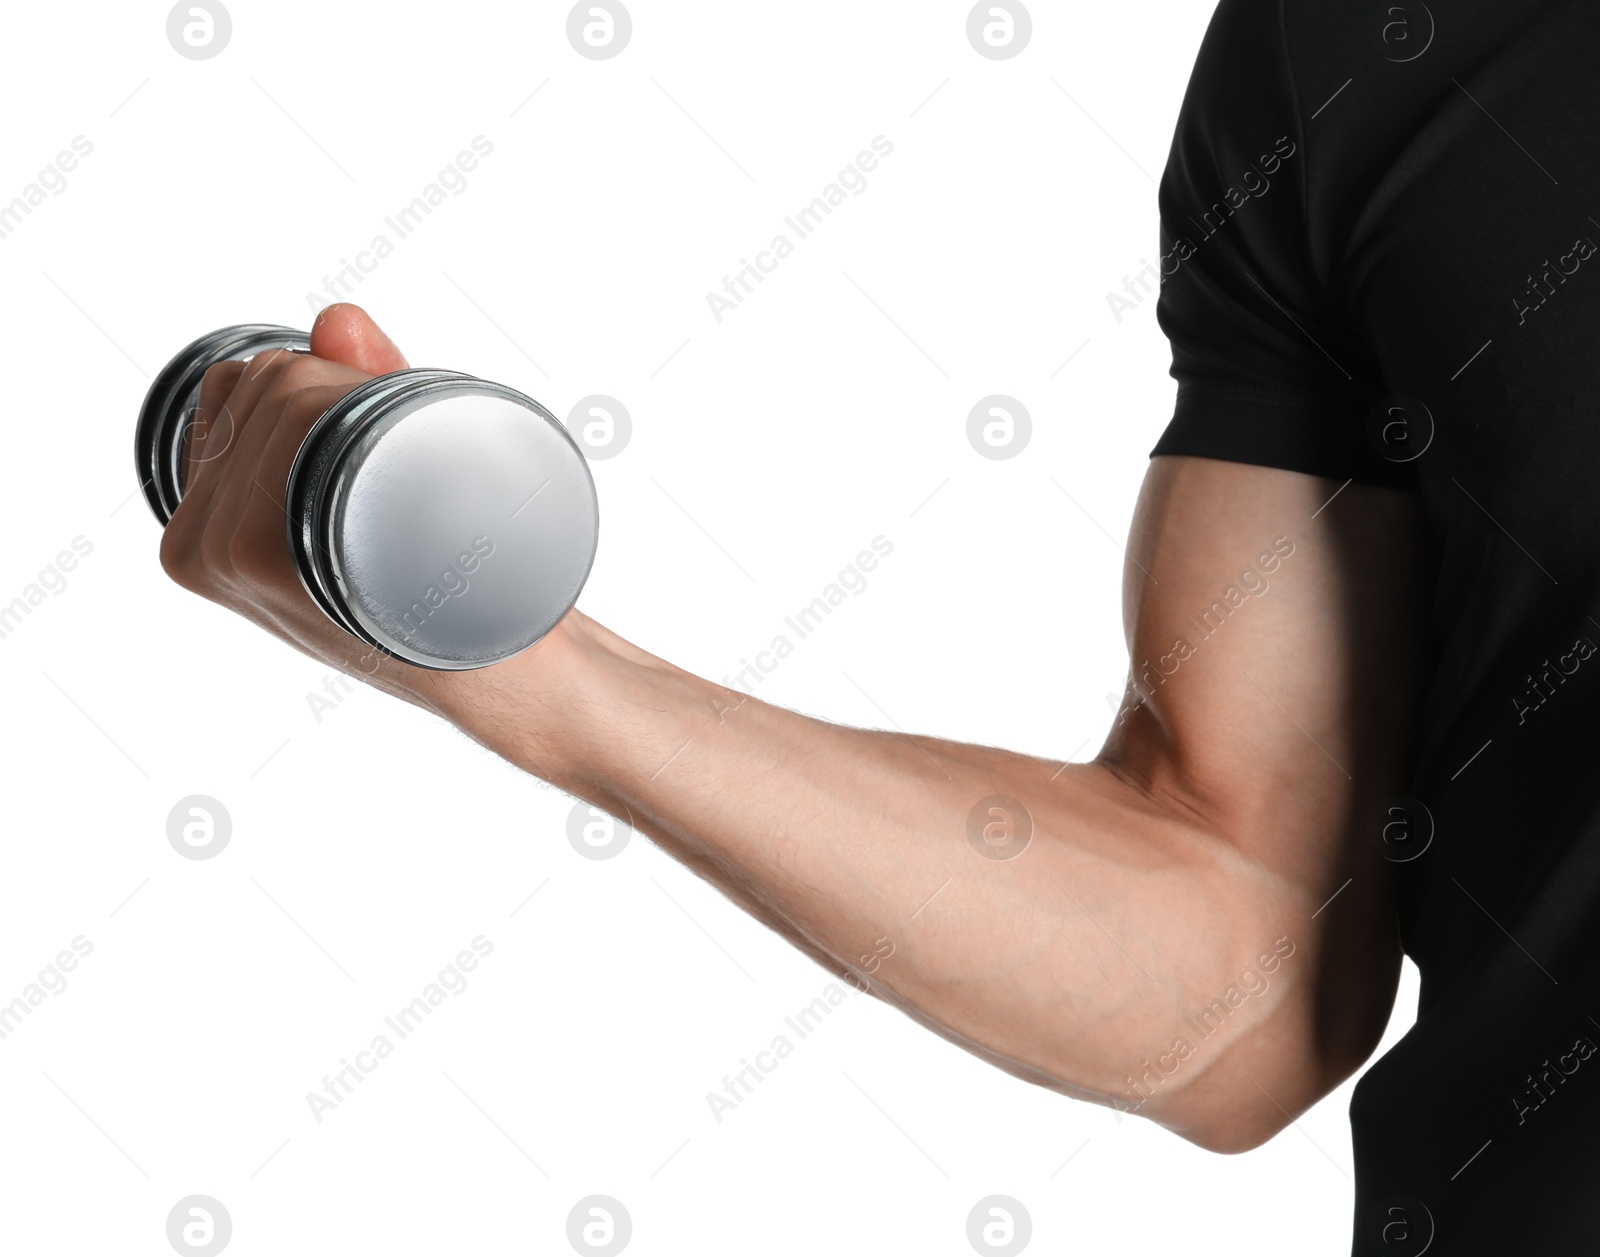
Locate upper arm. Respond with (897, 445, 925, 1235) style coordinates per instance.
(1093, 0, 1443, 1147)
(1111, 454, 1434, 878)
(1097, 454, 1433, 1149)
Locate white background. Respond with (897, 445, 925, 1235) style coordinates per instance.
(0, 1, 1420, 1253)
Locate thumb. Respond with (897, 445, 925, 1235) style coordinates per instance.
(309, 303, 410, 375)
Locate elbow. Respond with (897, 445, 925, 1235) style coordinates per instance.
(1175, 1109, 1291, 1156)
(1082, 1056, 1300, 1155)
(1131, 890, 1401, 1156)
(1150, 1030, 1382, 1156)
(1136, 1076, 1293, 1154)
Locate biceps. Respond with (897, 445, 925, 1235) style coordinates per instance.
(1102, 454, 1433, 883)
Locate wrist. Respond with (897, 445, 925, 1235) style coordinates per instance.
(420, 608, 601, 786)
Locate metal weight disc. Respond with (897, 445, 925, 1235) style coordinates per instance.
(314, 379, 599, 670)
(134, 323, 310, 523)
(135, 324, 254, 522)
(285, 368, 474, 642)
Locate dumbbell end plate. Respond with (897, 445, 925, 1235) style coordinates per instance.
(317, 380, 599, 671)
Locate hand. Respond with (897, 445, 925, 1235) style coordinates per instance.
(157, 303, 580, 719)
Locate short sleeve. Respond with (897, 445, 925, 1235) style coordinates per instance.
(1150, 0, 1415, 489)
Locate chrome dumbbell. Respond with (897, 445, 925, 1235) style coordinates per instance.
(135, 324, 599, 671)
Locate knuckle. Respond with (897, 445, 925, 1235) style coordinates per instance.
(227, 528, 273, 584)
(239, 347, 295, 390)
(276, 352, 324, 393)
(199, 359, 239, 396)
(254, 346, 298, 373)
(284, 382, 336, 427)
(198, 514, 236, 583)
(156, 527, 189, 591)
(158, 522, 197, 590)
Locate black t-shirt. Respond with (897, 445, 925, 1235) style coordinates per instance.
(1153, 0, 1600, 1249)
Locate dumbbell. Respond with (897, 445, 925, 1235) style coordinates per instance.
(135, 323, 599, 671)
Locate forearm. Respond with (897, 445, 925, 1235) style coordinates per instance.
(440, 610, 1324, 1140)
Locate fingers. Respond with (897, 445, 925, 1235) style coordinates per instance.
(310, 303, 409, 375)
(217, 378, 408, 676)
(159, 308, 408, 664)
(230, 380, 357, 576)
(173, 349, 324, 525)
(180, 359, 246, 497)
(207, 347, 304, 446)
(202, 361, 369, 583)
(165, 351, 368, 597)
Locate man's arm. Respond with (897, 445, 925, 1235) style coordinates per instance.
(162, 305, 1434, 1153)
(448, 453, 1432, 1152)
